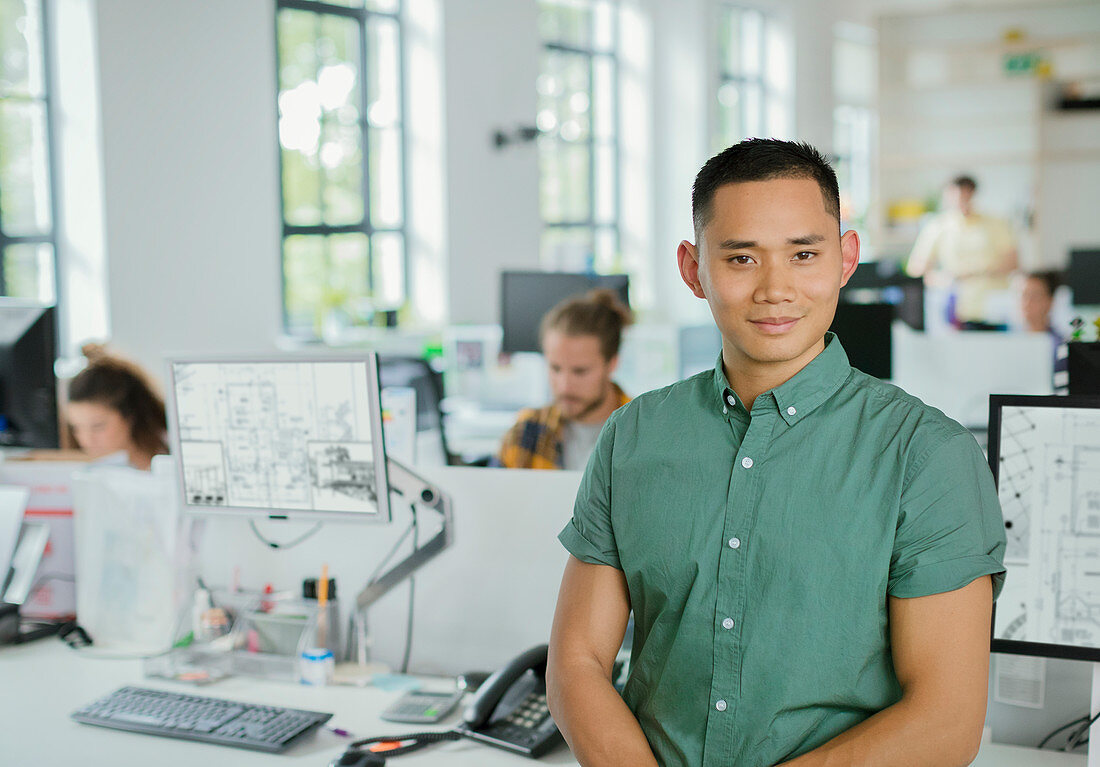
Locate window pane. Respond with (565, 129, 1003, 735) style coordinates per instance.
(539, 0, 592, 49)
(592, 1, 615, 52)
(539, 139, 590, 223)
(318, 16, 362, 113)
(367, 17, 401, 128)
(369, 127, 403, 228)
(0, 100, 52, 235)
(743, 82, 763, 137)
(371, 232, 405, 308)
(719, 7, 742, 76)
(282, 146, 322, 227)
(716, 81, 742, 148)
(593, 227, 618, 274)
(365, 0, 398, 12)
(322, 122, 364, 225)
(594, 141, 615, 224)
(764, 20, 790, 94)
(329, 233, 370, 313)
(2, 242, 53, 301)
(0, 0, 45, 98)
(278, 8, 319, 93)
(592, 55, 614, 141)
(540, 226, 594, 271)
(740, 10, 763, 77)
(283, 235, 328, 333)
(540, 50, 590, 142)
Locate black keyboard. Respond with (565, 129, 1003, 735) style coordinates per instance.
(71, 686, 332, 753)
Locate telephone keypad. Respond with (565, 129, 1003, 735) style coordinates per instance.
(504, 692, 549, 730)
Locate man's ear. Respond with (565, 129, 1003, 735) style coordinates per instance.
(839, 229, 861, 288)
(677, 240, 707, 299)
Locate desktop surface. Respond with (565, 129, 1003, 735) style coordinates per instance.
(4, 633, 1088, 765)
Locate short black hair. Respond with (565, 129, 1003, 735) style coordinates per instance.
(691, 138, 840, 238)
(1025, 270, 1063, 297)
(951, 175, 977, 192)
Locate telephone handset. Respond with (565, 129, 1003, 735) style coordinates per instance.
(458, 643, 564, 758)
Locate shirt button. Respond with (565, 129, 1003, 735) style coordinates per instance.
(787, 406, 797, 416)
(715, 699, 728, 712)
(741, 456, 753, 469)
(722, 617, 735, 630)
(728, 537, 741, 549)
(726, 394, 736, 407)
(722, 406, 727, 415)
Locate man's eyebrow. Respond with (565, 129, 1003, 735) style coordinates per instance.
(788, 234, 826, 246)
(718, 239, 757, 250)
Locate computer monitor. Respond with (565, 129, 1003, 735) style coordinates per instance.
(988, 394, 1100, 662)
(1067, 249, 1100, 305)
(0, 300, 58, 448)
(841, 261, 925, 330)
(167, 355, 390, 522)
(500, 271, 629, 354)
(1068, 342, 1100, 396)
(829, 302, 894, 379)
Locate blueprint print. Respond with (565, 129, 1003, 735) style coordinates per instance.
(173, 361, 378, 513)
(993, 405, 1100, 647)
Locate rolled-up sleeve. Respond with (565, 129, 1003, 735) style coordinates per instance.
(558, 411, 622, 569)
(889, 431, 1007, 599)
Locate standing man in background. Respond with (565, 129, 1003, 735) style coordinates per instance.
(906, 175, 1017, 327)
(494, 289, 632, 470)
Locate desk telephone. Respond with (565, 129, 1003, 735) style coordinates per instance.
(458, 643, 563, 758)
(332, 644, 564, 765)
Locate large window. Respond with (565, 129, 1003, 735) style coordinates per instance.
(276, 0, 405, 337)
(537, 0, 620, 274)
(833, 23, 876, 231)
(714, 5, 792, 153)
(0, 0, 57, 302)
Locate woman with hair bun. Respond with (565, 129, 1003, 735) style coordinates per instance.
(66, 344, 169, 470)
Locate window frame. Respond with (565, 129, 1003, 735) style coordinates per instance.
(0, 0, 61, 305)
(275, 0, 409, 337)
(537, 0, 622, 274)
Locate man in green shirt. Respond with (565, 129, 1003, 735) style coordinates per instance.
(546, 139, 1006, 767)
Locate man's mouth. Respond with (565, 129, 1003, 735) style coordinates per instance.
(749, 316, 801, 334)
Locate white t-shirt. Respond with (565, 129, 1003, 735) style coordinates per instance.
(561, 420, 604, 471)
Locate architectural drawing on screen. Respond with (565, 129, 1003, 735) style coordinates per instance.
(173, 361, 374, 512)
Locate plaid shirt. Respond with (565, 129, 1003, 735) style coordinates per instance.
(493, 384, 630, 470)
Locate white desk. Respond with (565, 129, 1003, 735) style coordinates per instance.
(3, 640, 1085, 766)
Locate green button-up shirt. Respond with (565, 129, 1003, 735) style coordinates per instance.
(558, 334, 1006, 767)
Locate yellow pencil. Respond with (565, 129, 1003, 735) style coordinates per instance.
(317, 564, 329, 648)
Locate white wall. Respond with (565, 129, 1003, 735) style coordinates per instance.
(442, 0, 542, 326)
(93, 0, 283, 377)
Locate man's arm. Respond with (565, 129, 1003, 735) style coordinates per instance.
(546, 555, 659, 767)
(777, 575, 992, 767)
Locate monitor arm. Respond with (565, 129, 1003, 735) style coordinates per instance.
(354, 457, 453, 612)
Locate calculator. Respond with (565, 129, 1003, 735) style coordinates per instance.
(380, 689, 465, 724)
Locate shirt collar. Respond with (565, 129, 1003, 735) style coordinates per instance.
(712, 332, 853, 425)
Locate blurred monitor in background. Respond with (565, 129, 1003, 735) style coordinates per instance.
(829, 302, 894, 380)
(0, 300, 58, 449)
(1067, 249, 1100, 306)
(500, 271, 629, 354)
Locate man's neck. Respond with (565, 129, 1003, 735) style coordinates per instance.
(722, 338, 825, 412)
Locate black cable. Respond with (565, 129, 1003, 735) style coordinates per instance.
(345, 729, 462, 759)
(399, 505, 419, 674)
(1065, 709, 1100, 751)
(1039, 714, 1090, 750)
(247, 520, 323, 550)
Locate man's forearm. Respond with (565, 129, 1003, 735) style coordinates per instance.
(547, 659, 659, 767)
(775, 695, 982, 767)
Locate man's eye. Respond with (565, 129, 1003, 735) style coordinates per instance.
(793, 251, 817, 261)
(729, 255, 754, 265)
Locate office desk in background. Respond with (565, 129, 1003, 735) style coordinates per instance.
(3, 640, 1085, 766)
